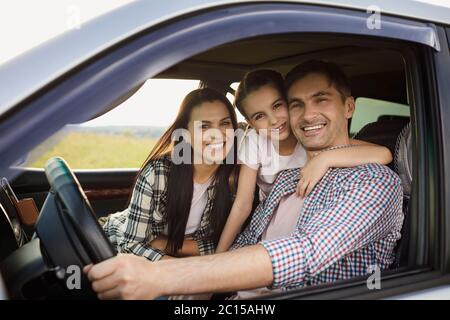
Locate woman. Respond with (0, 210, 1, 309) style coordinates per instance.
(102, 88, 239, 260)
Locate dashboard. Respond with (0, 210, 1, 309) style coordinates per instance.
(0, 178, 27, 262)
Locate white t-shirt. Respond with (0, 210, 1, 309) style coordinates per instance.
(163, 178, 212, 236)
(238, 129, 307, 198)
(165, 178, 213, 301)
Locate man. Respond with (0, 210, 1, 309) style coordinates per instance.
(85, 60, 404, 300)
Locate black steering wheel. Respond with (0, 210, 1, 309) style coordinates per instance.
(35, 157, 115, 294)
(0, 157, 115, 299)
(37, 157, 115, 263)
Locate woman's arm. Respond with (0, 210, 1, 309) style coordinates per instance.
(112, 164, 169, 261)
(215, 165, 258, 253)
(296, 141, 392, 197)
(177, 239, 200, 257)
(150, 166, 258, 256)
(149, 236, 199, 257)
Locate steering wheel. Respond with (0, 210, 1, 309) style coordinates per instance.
(35, 157, 115, 285)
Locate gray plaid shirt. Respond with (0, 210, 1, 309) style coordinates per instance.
(102, 155, 217, 261)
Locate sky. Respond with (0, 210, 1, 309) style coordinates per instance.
(1, 0, 449, 126)
(0, 0, 210, 127)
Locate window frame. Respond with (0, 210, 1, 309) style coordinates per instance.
(432, 26, 450, 275)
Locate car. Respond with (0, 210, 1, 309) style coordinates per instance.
(0, 0, 449, 300)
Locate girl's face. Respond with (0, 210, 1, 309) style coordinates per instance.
(188, 100, 235, 165)
(242, 84, 291, 141)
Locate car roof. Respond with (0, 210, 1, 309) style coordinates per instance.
(0, 0, 448, 116)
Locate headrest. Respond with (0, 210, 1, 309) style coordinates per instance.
(394, 122, 412, 198)
(353, 117, 410, 158)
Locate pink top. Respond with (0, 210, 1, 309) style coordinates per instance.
(233, 193, 304, 299)
(262, 193, 304, 241)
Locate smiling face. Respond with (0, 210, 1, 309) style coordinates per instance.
(241, 84, 291, 141)
(288, 72, 355, 153)
(187, 100, 235, 164)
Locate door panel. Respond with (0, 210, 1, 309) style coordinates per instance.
(8, 168, 137, 218)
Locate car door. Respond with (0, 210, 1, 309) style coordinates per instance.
(9, 166, 135, 219)
(0, 1, 449, 299)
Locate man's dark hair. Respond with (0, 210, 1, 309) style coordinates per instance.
(284, 60, 351, 102)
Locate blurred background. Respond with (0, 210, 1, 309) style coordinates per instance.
(0, 0, 204, 169)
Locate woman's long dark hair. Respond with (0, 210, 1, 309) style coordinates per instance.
(134, 88, 239, 255)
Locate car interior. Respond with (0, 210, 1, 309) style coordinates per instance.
(0, 33, 412, 299)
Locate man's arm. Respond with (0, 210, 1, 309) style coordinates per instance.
(85, 245, 273, 300)
(88, 167, 402, 299)
(262, 166, 403, 288)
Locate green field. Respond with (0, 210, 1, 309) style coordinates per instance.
(29, 132, 158, 169)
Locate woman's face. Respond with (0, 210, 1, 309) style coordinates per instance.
(187, 100, 235, 165)
(242, 84, 291, 141)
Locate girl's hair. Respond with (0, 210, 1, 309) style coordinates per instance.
(234, 69, 286, 119)
(134, 87, 239, 255)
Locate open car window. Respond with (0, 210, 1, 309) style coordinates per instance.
(23, 79, 200, 169)
(350, 97, 410, 136)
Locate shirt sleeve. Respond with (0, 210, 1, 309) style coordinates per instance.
(260, 168, 403, 288)
(237, 129, 261, 170)
(230, 200, 266, 250)
(115, 165, 166, 261)
(194, 236, 216, 256)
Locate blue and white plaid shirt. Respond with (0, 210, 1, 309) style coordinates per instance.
(231, 163, 404, 290)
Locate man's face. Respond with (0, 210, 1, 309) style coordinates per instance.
(288, 72, 355, 152)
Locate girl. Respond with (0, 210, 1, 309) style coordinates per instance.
(216, 69, 392, 253)
(102, 88, 239, 260)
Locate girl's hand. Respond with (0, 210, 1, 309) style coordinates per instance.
(296, 154, 330, 198)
